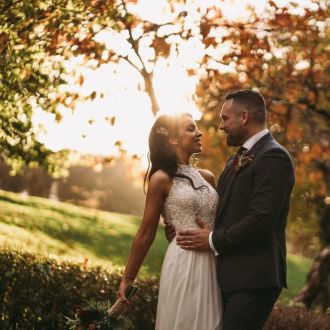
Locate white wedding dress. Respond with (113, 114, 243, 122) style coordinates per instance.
(155, 164, 222, 330)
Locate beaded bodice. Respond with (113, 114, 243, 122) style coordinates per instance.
(161, 165, 219, 231)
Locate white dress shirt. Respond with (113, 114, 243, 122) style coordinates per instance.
(209, 128, 269, 255)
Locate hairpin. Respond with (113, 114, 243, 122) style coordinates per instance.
(156, 127, 169, 136)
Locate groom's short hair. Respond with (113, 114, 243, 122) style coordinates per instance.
(225, 89, 267, 124)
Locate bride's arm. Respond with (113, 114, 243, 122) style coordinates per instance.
(117, 170, 170, 301)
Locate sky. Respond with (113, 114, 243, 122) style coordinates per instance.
(33, 0, 299, 158)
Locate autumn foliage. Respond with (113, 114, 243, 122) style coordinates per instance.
(194, 0, 329, 256)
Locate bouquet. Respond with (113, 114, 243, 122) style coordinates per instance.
(66, 285, 138, 330)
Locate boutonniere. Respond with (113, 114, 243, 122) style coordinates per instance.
(235, 150, 254, 172)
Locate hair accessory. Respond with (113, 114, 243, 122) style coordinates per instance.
(156, 127, 169, 136)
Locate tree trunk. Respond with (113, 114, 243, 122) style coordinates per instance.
(142, 71, 160, 116)
(294, 206, 330, 311)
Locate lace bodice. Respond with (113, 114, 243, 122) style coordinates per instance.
(162, 165, 219, 231)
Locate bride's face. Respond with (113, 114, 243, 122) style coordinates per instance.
(177, 116, 202, 155)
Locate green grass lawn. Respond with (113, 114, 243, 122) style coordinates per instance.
(0, 189, 167, 277)
(0, 189, 312, 301)
(279, 253, 312, 303)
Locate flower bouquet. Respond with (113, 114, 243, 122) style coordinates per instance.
(66, 285, 138, 330)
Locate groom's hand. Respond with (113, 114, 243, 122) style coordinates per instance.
(164, 220, 176, 243)
(176, 218, 211, 251)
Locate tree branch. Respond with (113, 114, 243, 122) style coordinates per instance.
(297, 98, 330, 122)
(118, 55, 141, 74)
(120, 0, 148, 72)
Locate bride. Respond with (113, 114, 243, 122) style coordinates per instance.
(117, 112, 222, 329)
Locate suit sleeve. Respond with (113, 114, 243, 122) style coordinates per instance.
(212, 148, 295, 255)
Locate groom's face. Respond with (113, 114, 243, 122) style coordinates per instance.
(219, 99, 245, 146)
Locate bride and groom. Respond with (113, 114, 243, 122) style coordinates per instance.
(117, 89, 295, 329)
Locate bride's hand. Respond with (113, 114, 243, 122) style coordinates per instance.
(117, 278, 134, 303)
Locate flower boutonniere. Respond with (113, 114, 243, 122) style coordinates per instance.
(235, 150, 255, 172)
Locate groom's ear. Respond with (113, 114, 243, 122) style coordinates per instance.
(241, 109, 249, 125)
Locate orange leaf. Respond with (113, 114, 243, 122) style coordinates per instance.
(272, 103, 288, 115)
(78, 74, 84, 86)
(90, 91, 97, 100)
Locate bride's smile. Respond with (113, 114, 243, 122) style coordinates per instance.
(175, 116, 203, 156)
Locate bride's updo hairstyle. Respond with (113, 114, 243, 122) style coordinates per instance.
(144, 112, 206, 193)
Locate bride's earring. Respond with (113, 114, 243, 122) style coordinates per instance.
(169, 138, 178, 146)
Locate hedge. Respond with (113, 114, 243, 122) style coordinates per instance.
(0, 248, 158, 329)
(1, 248, 330, 329)
(265, 304, 330, 330)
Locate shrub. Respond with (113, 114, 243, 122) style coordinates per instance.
(2, 248, 330, 330)
(265, 304, 330, 330)
(0, 248, 158, 330)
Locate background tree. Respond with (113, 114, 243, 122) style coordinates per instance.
(0, 156, 145, 216)
(0, 0, 120, 174)
(56, 156, 145, 215)
(0, 0, 202, 174)
(294, 206, 330, 311)
(192, 0, 329, 309)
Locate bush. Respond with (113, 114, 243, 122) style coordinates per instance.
(2, 248, 330, 330)
(265, 304, 330, 330)
(0, 248, 158, 330)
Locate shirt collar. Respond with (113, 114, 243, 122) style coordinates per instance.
(242, 128, 269, 151)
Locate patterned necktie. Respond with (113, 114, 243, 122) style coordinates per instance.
(237, 146, 247, 155)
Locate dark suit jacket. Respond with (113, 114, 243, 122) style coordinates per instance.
(212, 133, 295, 292)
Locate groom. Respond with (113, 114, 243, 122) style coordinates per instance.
(169, 89, 295, 329)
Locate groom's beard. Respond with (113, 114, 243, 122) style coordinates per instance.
(226, 130, 245, 146)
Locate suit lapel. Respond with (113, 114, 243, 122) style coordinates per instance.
(216, 133, 273, 218)
(217, 154, 235, 195)
(216, 166, 238, 217)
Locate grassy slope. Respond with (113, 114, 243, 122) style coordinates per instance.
(281, 254, 312, 303)
(0, 189, 311, 301)
(0, 189, 167, 277)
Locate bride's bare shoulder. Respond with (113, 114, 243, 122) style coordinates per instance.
(148, 170, 172, 194)
(150, 169, 171, 183)
(198, 169, 216, 188)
